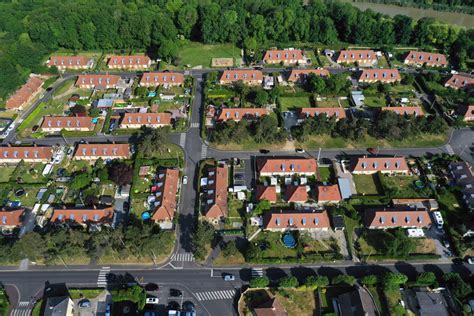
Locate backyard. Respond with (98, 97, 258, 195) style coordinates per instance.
(241, 289, 317, 316)
(318, 166, 335, 183)
(380, 175, 432, 198)
(17, 100, 66, 136)
(316, 98, 349, 108)
(279, 96, 312, 112)
(352, 174, 383, 195)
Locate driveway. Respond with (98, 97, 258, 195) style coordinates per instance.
(309, 229, 350, 260)
(425, 226, 453, 261)
(75, 290, 111, 316)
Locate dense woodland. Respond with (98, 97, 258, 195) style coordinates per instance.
(0, 0, 473, 101)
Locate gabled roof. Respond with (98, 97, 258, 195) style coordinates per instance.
(338, 288, 377, 316)
(76, 74, 120, 87)
(0, 146, 52, 161)
(256, 158, 317, 175)
(317, 184, 342, 202)
(382, 106, 424, 116)
(0, 208, 25, 227)
(107, 55, 151, 67)
(139, 72, 184, 86)
(263, 210, 330, 230)
(205, 165, 228, 218)
(254, 297, 288, 316)
(74, 143, 130, 158)
(352, 157, 409, 173)
(445, 74, 474, 90)
(364, 208, 431, 228)
(359, 69, 401, 82)
(256, 185, 277, 202)
(263, 49, 304, 62)
(51, 207, 114, 225)
(6, 76, 43, 109)
(48, 56, 90, 67)
(120, 112, 172, 126)
(217, 108, 269, 122)
(220, 70, 263, 83)
(404, 51, 447, 66)
(285, 185, 308, 202)
(337, 50, 376, 63)
(41, 116, 95, 130)
(44, 296, 73, 316)
(288, 69, 329, 82)
(461, 105, 474, 120)
(152, 169, 179, 221)
(299, 107, 346, 119)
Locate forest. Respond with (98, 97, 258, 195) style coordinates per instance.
(0, 0, 473, 101)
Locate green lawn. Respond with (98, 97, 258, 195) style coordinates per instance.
(0, 166, 16, 182)
(0, 288, 10, 316)
(380, 175, 432, 198)
(17, 100, 65, 136)
(364, 95, 387, 107)
(253, 231, 298, 258)
(131, 197, 148, 215)
(156, 101, 183, 112)
(279, 96, 312, 111)
(228, 196, 245, 218)
(69, 289, 104, 299)
(52, 79, 75, 97)
(318, 166, 334, 183)
(353, 174, 383, 195)
(31, 299, 42, 316)
(316, 99, 343, 108)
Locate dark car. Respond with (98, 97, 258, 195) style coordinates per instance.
(145, 283, 159, 291)
(367, 147, 377, 155)
(78, 299, 91, 308)
(259, 149, 270, 154)
(123, 201, 130, 212)
(46, 87, 53, 92)
(234, 174, 244, 180)
(167, 301, 180, 311)
(169, 288, 182, 297)
(182, 301, 195, 312)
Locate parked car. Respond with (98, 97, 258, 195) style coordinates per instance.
(169, 288, 182, 297)
(105, 304, 111, 316)
(443, 239, 450, 248)
(367, 147, 377, 155)
(295, 148, 305, 153)
(78, 299, 91, 308)
(182, 176, 188, 185)
(146, 297, 159, 304)
(467, 257, 474, 265)
(259, 149, 270, 154)
(234, 174, 244, 180)
(122, 201, 130, 212)
(223, 274, 235, 281)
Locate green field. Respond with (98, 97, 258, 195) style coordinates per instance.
(364, 95, 387, 107)
(280, 96, 312, 111)
(353, 174, 383, 195)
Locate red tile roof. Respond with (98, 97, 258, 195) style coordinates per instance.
(219, 70, 263, 84)
(0, 146, 52, 161)
(76, 75, 120, 88)
(336, 50, 376, 63)
(0, 209, 25, 227)
(299, 107, 346, 120)
(107, 55, 151, 68)
(254, 297, 288, 316)
(445, 75, 474, 90)
(6, 77, 43, 109)
(285, 185, 308, 202)
(263, 49, 304, 63)
(317, 185, 342, 203)
(120, 113, 172, 127)
(382, 106, 424, 116)
(47, 56, 90, 68)
(51, 207, 114, 225)
(139, 72, 184, 86)
(205, 165, 228, 219)
(41, 116, 95, 131)
(152, 169, 179, 222)
(288, 69, 329, 82)
(74, 144, 130, 159)
(358, 69, 401, 83)
(404, 51, 447, 67)
(257, 158, 317, 175)
(352, 157, 409, 173)
(461, 105, 474, 122)
(256, 185, 277, 202)
(217, 108, 269, 122)
(365, 208, 431, 229)
(263, 210, 330, 230)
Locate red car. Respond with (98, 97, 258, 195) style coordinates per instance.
(367, 148, 377, 155)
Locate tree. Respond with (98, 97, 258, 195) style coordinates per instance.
(108, 162, 133, 186)
(192, 221, 215, 261)
(137, 127, 170, 159)
(249, 276, 269, 288)
(253, 200, 271, 216)
(361, 275, 378, 286)
(306, 73, 326, 94)
(70, 173, 91, 190)
(331, 275, 357, 286)
(415, 272, 436, 287)
(222, 241, 238, 257)
(71, 104, 87, 115)
(278, 276, 299, 288)
(382, 272, 408, 291)
(89, 107, 100, 118)
(305, 275, 329, 289)
(443, 273, 472, 301)
(254, 90, 268, 107)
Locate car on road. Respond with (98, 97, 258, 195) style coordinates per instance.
(182, 176, 188, 185)
(223, 273, 235, 281)
(182, 301, 195, 312)
(259, 149, 270, 154)
(105, 304, 111, 316)
(78, 299, 91, 308)
(1, 131, 8, 138)
(123, 201, 130, 213)
(145, 283, 159, 291)
(146, 297, 159, 304)
(442, 239, 450, 248)
(367, 147, 377, 154)
(467, 257, 474, 265)
(295, 148, 305, 153)
(234, 174, 244, 180)
(169, 288, 182, 297)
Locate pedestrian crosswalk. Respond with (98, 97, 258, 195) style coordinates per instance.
(190, 122, 200, 128)
(200, 143, 208, 159)
(179, 133, 186, 148)
(10, 301, 32, 316)
(251, 268, 264, 278)
(171, 253, 195, 262)
(97, 266, 110, 287)
(195, 290, 237, 301)
(446, 144, 455, 155)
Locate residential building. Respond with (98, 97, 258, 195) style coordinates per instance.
(336, 50, 377, 65)
(298, 107, 346, 122)
(358, 69, 401, 84)
(288, 69, 329, 83)
(284, 185, 308, 203)
(403, 51, 447, 67)
(0, 146, 52, 163)
(444, 74, 474, 90)
(257, 158, 317, 177)
(263, 210, 330, 231)
(139, 72, 184, 87)
(44, 296, 74, 316)
(263, 49, 305, 65)
(50, 207, 114, 227)
(73, 143, 130, 160)
(317, 184, 342, 204)
(47, 56, 93, 70)
(107, 55, 151, 69)
(216, 108, 269, 122)
(0, 208, 25, 230)
(204, 164, 228, 221)
(364, 208, 431, 229)
(152, 168, 179, 225)
(6, 76, 43, 110)
(382, 106, 424, 116)
(351, 91, 365, 108)
(449, 161, 474, 210)
(256, 185, 277, 203)
(75, 74, 121, 89)
(352, 157, 409, 175)
(253, 297, 288, 316)
(414, 289, 449, 316)
(460, 105, 474, 122)
(119, 112, 172, 129)
(40, 116, 96, 132)
(337, 287, 377, 316)
(219, 70, 263, 85)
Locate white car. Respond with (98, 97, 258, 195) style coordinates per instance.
(146, 297, 159, 304)
(467, 257, 474, 265)
(182, 176, 188, 185)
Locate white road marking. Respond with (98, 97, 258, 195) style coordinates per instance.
(179, 133, 186, 147)
(200, 143, 208, 159)
(190, 122, 200, 128)
(195, 290, 237, 301)
(97, 267, 110, 287)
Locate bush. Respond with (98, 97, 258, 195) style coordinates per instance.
(382, 272, 408, 290)
(111, 285, 146, 310)
(305, 275, 329, 289)
(222, 241, 238, 257)
(278, 276, 299, 288)
(249, 276, 269, 288)
(415, 272, 436, 287)
(331, 275, 357, 287)
(361, 275, 378, 286)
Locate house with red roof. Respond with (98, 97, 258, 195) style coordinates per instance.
(263, 210, 330, 232)
(257, 158, 317, 177)
(216, 108, 269, 123)
(298, 107, 346, 123)
(352, 157, 410, 175)
(0, 208, 26, 230)
(0, 146, 52, 163)
(6, 76, 43, 110)
(288, 69, 329, 83)
(358, 69, 401, 84)
(139, 72, 184, 87)
(47, 56, 94, 70)
(51, 207, 114, 227)
(256, 185, 277, 203)
(317, 185, 342, 204)
(336, 50, 377, 66)
(204, 164, 228, 222)
(119, 113, 172, 129)
(444, 74, 474, 91)
(219, 70, 263, 85)
(253, 297, 287, 316)
(76, 75, 120, 89)
(364, 208, 431, 229)
(284, 185, 309, 203)
(40, 116, 96, 133)
(403, 51, 447, 67)
(152, 169, 179, 227)
(263, 49, 305, 65)
(73, 143, 130, 161)
(461, 105, 474, 122)
(382, 106, 424, 116)
(107, 55, 151, 69)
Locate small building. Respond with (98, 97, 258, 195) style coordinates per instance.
(351, 91, 365, 108)
(152, 168, 179, 228)
(255, 185, 277, 203)
(444, 74, 474, 91)
(263, 49, 305, 65)
(364, 208, 432, 229)
(73, 143, 130, 161)
(139, 72, 184, 87)
(298, 107, 346, 123)
(50, 207, 114, 227)
(44, 296, 74, 316)
(392, 198, 438, 211)
(256, 158, 317, 177)
(263, 76, 274, 89)
(317, 184, 342, 204)
(204, 164, 229, 223)
(76, 75, 121, 89)
(0, 208, 26, 231)
(338, 178, 353, 200)
(332, 215, 345, 231)
(94, 99, 114, 108)
(119, 112, 172, 129)
(460, 105, 474, 122)
(358, 69, 401, 84)
(351, 156, 409, 175)
(414, 289, 449, 316)
(336, 50, 377, 66)
(263, 210, 330, 232)
(160, 93, 176, 101)
(216, 108, 269, 123)
(284, 185, 308, 203)
(253, 297, 288, 316)
(100, 195, 114, 205)
(107, 55, 151, 69)
(47, 56, 93, 71)
(288, 69, 329, 83)
(0, 146, 52, 164)
(403, 51, 447, 67)
(407, 228, 425, 238)
(40, 116, 96, 132)
(382, 106, 424, 116)
(139, 166, 151, 177)
(337, 287, 377, 316)
(219, 70, 263, 85)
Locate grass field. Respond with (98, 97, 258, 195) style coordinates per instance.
(318, 166, 334, 183)
(69, 289, 104, 299)
(17, 100, 65, 136)
(280, 96, 312, 111)
(169, 41, 241, 69)
(353, 174, 383, 195)
(0, 166, 16, 182)
(52, 79, 75, 97)
(381, 175, 432, 198)
(214, 250, 245, 265)
(364, 95, 388, 107)
(276, 289, 317, 315)
(316, 99, 343, 108)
